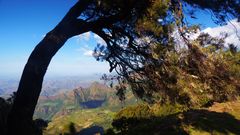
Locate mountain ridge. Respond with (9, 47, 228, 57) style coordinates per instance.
(34, 82, 137, 120)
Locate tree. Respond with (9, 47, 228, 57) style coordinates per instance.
(6, 0, 240, 134)
(98, 0, 240, 105)
(6, 0, 152, 134)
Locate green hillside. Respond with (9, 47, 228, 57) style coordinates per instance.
(44, 108, 115, 135)
(38, 99, 240, 135)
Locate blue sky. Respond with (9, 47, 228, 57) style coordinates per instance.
(0, 0, 109, 78)
(0, 0, 238, 79)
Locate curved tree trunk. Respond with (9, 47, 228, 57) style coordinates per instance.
(6, 1, 92, 134)
(6, 0, 125, 134)
(7, 30, 68, 135)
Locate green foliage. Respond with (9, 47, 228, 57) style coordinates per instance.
(136, 0, 171, 36)
(116, 35, 240, 108)
(114, 104, 153, 119)
(94, 0, 240, 109)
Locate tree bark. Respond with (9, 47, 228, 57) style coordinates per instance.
(7, 31, 68, 135)
(6, 0, 129, 134)
(6, 1, 92, 134)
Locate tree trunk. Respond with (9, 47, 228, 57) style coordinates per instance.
(6, 30, 69, 135)
(5, 0, 124, 134)
(7, 25, 89, 135)
(5, 1, 95, 134)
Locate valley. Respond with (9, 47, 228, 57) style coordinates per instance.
(33, 81, 138, 134)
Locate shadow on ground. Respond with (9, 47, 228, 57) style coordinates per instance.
(107, 109, 240, 135)
(62, 123, 104, 135)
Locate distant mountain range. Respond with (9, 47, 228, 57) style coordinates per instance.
(0, 75, 105, 97)
(34, 82, 137, 120)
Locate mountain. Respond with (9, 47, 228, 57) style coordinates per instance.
(35, 82, 138, 135)
(0, 75, 104, 97)
(0, 79, 19, 96)
(34, 82, 137, 120)
(40, 76, 98, 96)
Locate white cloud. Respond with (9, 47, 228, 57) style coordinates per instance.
(202, 19, 240, 47)
(83, 50, 94, 56)
(174, 19, 240, 48)
(77, 32, 91, 42)
(93, 34, 106, 45)
(172, 20, 240, 50)
(76, 46, 94, 57)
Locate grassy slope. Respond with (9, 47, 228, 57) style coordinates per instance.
(44, 108, 115, 135)
(107, 100, 240, 135)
